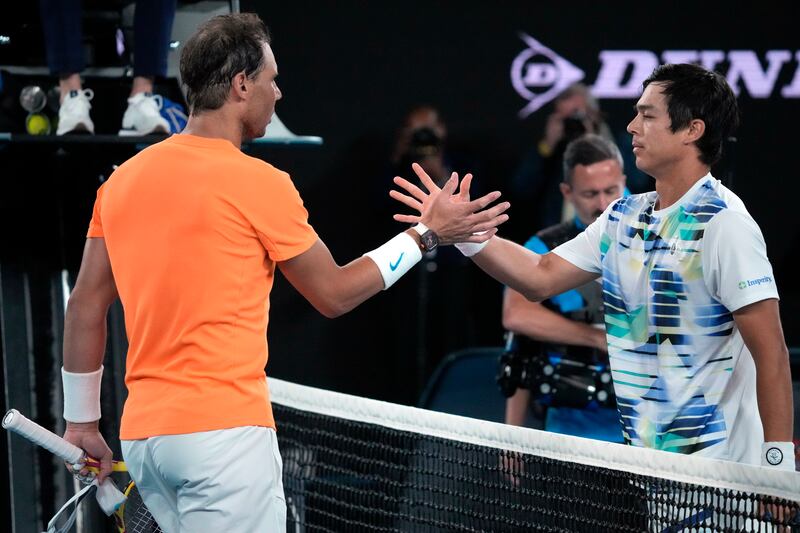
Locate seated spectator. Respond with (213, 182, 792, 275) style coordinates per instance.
(503, 134, 626, 443)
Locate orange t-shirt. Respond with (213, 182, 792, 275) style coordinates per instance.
(87, 134, 318, 440)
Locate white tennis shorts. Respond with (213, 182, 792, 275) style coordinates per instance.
(121, 426, 286, 533)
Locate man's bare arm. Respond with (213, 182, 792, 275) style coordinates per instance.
(280, 168, 509, 318)
(64, 238, 119, 372)
(390, 165, 596, 300)
(472, 238, 597, 302)
(505, 388, 532, 426)
(502, 289, 606, 351)
(734, 298, 793, 443)
(278, 239, 387, 318)
(62, 237, 119, 482)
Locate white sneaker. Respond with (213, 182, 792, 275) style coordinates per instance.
(118, 92, 171, 136)
(56, 89, 95, 135)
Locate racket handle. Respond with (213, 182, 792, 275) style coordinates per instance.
(3, 409, 84, 464)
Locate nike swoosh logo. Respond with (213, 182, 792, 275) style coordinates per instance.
(389, 253, 405, 271)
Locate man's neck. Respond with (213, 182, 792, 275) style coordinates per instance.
(182, 109, 245, 149)
(653, 160, 711, 210)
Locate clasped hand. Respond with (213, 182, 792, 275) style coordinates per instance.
(390, 163, 510, 245)
(63, 421, 114, 484)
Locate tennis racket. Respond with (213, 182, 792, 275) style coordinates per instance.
(3, 409, 162, 533)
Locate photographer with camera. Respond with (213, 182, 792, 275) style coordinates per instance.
(509, 84, 646, 241)
(391, 105, 450, 186)
(501, 134, 626, 442)
(384, 105, 492, 387)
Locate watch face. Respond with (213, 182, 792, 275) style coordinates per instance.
(421, 230, 439, 252)
(766, 447, 783, 466)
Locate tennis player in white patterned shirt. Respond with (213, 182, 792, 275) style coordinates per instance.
(393, 63, 794, 471)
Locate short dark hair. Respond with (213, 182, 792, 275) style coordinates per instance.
(180, 13, 271, 114)
(562, 134, 623, 184)
(643, 63, 739, 166)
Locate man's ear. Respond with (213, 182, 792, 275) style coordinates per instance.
(559, 181, 572, 200)
(231, 72, 249, 99)
(684, 118, 706, 145)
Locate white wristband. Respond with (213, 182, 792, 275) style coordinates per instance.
(761, 441, 795, 471)
(62, 366, 103, 423)
(364, 232, 422, 290)
(411, 222, 430, 236)
(454, 231, 491, 257)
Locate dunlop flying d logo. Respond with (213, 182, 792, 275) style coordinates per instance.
(510, 33, 585, 118)
(511, 34, 800, 119)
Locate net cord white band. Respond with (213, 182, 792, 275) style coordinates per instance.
(62, 366, 103, 423)
(3, 409, 84, 464)
(267, 377, 800, 502)
(363, 232, 422, 290)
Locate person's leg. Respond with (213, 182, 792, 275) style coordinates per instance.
(121, 439, 181, 533)
(148, 426, 286, 531)
(39, 0, 95, 133)
(39, 0, 84, 87)
(58, 74, 82, 101)
(118, 0, 176, 134)
(131, 0, 177, 96)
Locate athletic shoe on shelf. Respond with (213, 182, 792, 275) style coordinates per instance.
(56, 89, 95, 135)
(118, 92, 171, 136)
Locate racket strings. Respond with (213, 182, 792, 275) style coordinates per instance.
(118, 482, 162, 533)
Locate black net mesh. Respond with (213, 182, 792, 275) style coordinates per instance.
(275, 404, 800, 533)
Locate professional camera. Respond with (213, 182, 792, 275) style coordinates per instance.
(406, 127, 442, 159)
(496, 332, 614, 409)
(562, 111, 588, 143)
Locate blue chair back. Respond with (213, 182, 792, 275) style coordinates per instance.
(418, 347, 506, 423)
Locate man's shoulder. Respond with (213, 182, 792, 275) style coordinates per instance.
(703, 208, 760, 243)
(708, 179, 750, 215)
(112, 138, 293, 193)
(238, 152, 286, 177)
(695, 178, 754, 229)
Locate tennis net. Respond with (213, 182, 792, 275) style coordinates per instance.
(268, 378, 799, 532)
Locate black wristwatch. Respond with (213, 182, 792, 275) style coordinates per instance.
(413, 223, 439, 252)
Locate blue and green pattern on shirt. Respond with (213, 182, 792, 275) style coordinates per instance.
(601, 181, 733, 454)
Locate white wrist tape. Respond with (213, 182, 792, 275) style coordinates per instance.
(62, 366, 103, 423)
(454, 231, 491, 257)
(411, 222, 430, 236)
(364, 232, 422, 290)
(761, 441, 795, 471)
(96, 478, 127, 515)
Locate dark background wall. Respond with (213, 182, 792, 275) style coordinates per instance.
(1, 1, 798, 530)
(0, 0, 798, 404)
(240, 0, 800, 403)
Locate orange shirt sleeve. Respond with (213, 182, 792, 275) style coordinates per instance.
(86, 183, 106, 238)
(243, 166, 318, 262)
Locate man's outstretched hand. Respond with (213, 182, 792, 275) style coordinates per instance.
(390, 163, 510, 245)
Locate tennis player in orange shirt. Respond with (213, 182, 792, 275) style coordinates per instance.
(59, 13, 508, 532)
